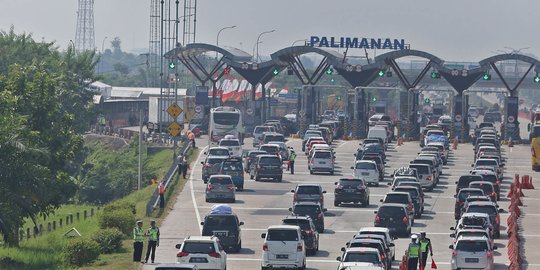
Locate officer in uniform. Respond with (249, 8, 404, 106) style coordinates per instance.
(133, 220, 145, 262)
(419, 231, 433, 268)
(145, 220, 160, 263)
(407, 234, 422, 270)
(289, 150, 296, 174)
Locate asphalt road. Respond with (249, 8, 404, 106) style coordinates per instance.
(143, 135, 540, 270)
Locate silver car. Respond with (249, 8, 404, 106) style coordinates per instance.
(450, 236, 495, 270)
(309, 150, 334, 175)
(205, 175, 236, 203)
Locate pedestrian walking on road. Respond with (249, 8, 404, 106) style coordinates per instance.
(182, 157, 190, 179)
(407, 234, 422, 270)
(188, 131, 196, 148)
(158, 181, 165, 209)
(133, 220, 145, 263)
(176, 155, 184, 176)
(144, 220, 160, 264)
(289, 150, 296, 175)
(419, 231, 433, 268)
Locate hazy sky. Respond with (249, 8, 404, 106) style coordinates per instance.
(0, 0, 538, 61)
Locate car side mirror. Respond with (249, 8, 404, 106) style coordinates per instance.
(323, 208, 328, 212)
(374, 211, 378, 214)
(350, 166, 354, 169)
(336, 256, 342, 262)
(353, 153, 357, 156)
(200, 222, 205, 225)
(449, 245, 454, 249)
(175, 244, 182, 249)
(334, 182, 338, 185)
(455, 181, 458, 184)
(390, 174, 394, 177)
(200, 162, 204, 165)
(459, 224, 464, 229)
(380, 199, 384, 202)
(499, 209, 505, 213)
(341, 247, 345, 252)
(471, 164, 474, 167)
(388, 243, 395, 247)
(409, 161, 413, 164)
(392, 235, 398, 240)
(323, 191, 327, 194)
(288, 208, 293, 212)
(291, 190, 295, 193)
(453, 194, 457, 198)
(387, 182, 391, 186)
(493, 246, 498, 250)
(204, 152, 207, 155)
(450, 233, 456, 238)
(261, 233, 266, 239)
(239, 221, 244, 226)
(450, 227, 455, 230)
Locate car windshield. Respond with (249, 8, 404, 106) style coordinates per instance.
(458, 176, 482, 187)
(467, 206, 497, 215)
(409, 165, 429, 174)
(313, 151, 332, 159)
(207, 158, 225, 165)
(459, 232, 488, 238)
(259, 157, 281, 165)
(249, 152, 265, 158)
(282, 220, 310, 231)
(204, 215, 237, 228)
(219, 140, 239, 147)
(260, 146, 279, 154)
(356, 162, 376, 170)
(209, 177, 232, 185)
(265, 135, 284, 142)
(385, 194, 409, 204)
(458, 190, 485, 200)
(378, 206, 406, 217)
(266, 229, 299, 241)
(362, 156, 381, 164)
(214, 113, 239, 125)
(456, 240, 488, 252)
(476, 160, 497, 166)
(297, 186, 320, 194)
(470, 183, 494, 193)
(349, 242, 383, 253)
(182, 242, 215, 254)
(339, 180, 364, 189)
(268, 142, 285, 149)
(394, 188, 418, 198)
(462, 217, 487, 226)
(293, 205, 321, 215)
(254, 126, 269, 133)
(222, 161, 242, 171)
(480, 174, 497, 183)
(209, 149, 229, 156)
(344, 252, 380, 263)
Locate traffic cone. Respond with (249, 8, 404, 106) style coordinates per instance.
(431, 258, 437, 269)
(530, 176, 535, 189)
(507, 183, 514, 198)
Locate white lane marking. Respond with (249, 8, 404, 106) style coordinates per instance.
(190, 145, 208, 232)
(337, 141, 350, 148)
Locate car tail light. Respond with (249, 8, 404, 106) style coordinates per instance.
(263, 244, 268, 251)
(496, 180, 501, 185)
(297, 243, 303, 252)
(381, 254, 385, 260)
(491, 192, 496, 197)
(487, 251, 492, 257)
(177, 251, 189, 257)
(305, 230, 314, 235)
(495, 215, 500, 223)
(227, 186, 236, 190)
(320, 194, 324, 201)
(318, 213, 323, 219)
(257, 165, 261, 170)
(336, 184, 343, 189)
(426, 176, 432, 181)
(293, 193, 298, 201)
(357, 185, 366, 190)
(402, 216, 408, 223)
(375, 215, 381, 223)
(452, 250, 458, 256)
(207, 185, 214, 191)
(208, 252, 221, 258)
(408, 204, 413, 212)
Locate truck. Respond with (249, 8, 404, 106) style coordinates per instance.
(147, 97, 185, 133)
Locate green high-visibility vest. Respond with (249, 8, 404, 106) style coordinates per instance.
(420, 240, 429, 252)
(133, 227, 144, 242)
(290, 152, 296, 161)
(408, 243, 420, 258)
(148, 227, 159, 241)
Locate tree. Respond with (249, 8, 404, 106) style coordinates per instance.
(0, 28, 97, 246)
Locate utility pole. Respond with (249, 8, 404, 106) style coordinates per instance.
(138, 109, 143, 190)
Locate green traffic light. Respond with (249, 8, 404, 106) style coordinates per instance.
(535, 76, 540, 83)
(168, 62, 175, 69)
(431, 72, 437, 79)
(336, 95, 341, 101)
(371, 97, 377, 102)
(330, 77, 335, 82)
(378, 70, 385, 77)
(326, 68, 333, 75)
(424, 98, 430, 104)
(273, 69, 279, 75)
(483, 74, 491, 80)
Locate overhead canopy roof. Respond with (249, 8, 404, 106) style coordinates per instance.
(166, 43, 252, 62)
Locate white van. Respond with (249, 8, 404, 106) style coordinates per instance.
(261, 225, 306, 270)
(367, 127, 388, 144)
(219, 138, 242, 158)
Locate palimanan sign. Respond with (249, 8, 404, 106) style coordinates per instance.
(309, 36, 406, 50)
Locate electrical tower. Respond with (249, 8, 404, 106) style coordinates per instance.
(74, 0, 95, 52)
(148, 0, 161, 87)
(182, 0, 197, 45)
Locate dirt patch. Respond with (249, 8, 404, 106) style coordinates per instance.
(83, 134, 129, 151)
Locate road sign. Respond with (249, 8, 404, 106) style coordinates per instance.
(455, 114, 462, 122)
(299, 110, 306, 117)
(508, 115, 515, 123)
(195, 105, 202, 113)
(168, 121, 183, 137)
(246, 108, 254, 115)
(167, 103, 183, 118)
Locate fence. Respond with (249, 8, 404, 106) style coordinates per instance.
(145, 136, 193, 216)
(18, 207, 98, 241)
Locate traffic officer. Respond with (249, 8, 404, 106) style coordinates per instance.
(419, 231, 433, 268)
(289, 150, 296, 174)
(407, 234, 422, 270)
(133, 220, 145, 263)
(158, 181, 165, 209)
(145, 220, 160, 263)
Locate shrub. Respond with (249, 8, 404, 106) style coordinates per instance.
(98, 208, 135, 235)
(62, 237, 100, 266)
(103, 201, 136, 215)
(92, 228, 125, 254)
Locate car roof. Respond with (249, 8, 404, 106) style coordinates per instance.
(467, 201, 497, 207)
(155, 263, 198, 269)
(456, 235, 490, 242)
(184, 236, 216, 242)
(297, 183, 322, 187)
(260, 144, 279, 148)
(209, 146, 229, 150)
(209, 175, 232, 179)
(283, 215, 312, 221)
(358, 227, 389, 233)
(258, 154, 280, 158)
(355, 160, 377, 164)
(248, 150, 267, 154)
(267, 225, 300, 230)
(470, 181, 494, 186)
(378, 203, 407, 208)
(345, 247, 380, 253)
(386, 191, 411, 197)
(462, 212, 489, 218)
(294, 201, 322, 206)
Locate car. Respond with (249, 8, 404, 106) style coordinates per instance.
(470, 170, 500, 199)
(175, 236, 227, 270)
(374, 203, 411, 237)
(450, 228, 493, 249)
(356, 227, 396, 261)
(291, 184, 326, 208)
(449, 236, 496, 270)
(361, 154, 385, 178)
(289, 202, 326, 233)
(306, 140, 327, 155)
(309, 150, 334, 175)
(463, 201, 502, 238)
(302, 133, 323, 152)
(155, 264, 200, 270)
(259, 144, 281, 158)
(363, 138, 387, 152)
(342, 239, 392, 270)
(204, 147, 230, 157)
(205, 175, 236, 203)
(391, 167, 419, 182)
(483, 111, 501, 123)
(244, 150, 267, 173)
(362, 143, 386, 161)
(201, 156, 228, 183)
(461, 195, 494, 215)
(253, 154, 283, 182)
(380, 192, 415, 223)
(473, 158, 503, 180)
(268, 141, 290, 161)
(452, 213, 494, 239)
(455, 175, 484, 194)
(393, 181, 425, 198)
(282, 215, 320, 255)
(219, 157, 244, 190)
(367, 127, 389, 146)
(410, 156, 440, 181)
(218, 138, 242, 158)
(337, 247, 385, 269)
(393, 186, 424, 217)
(408, 164, 435, 190)
(261, 225, 306, 270)
(454, 188, 486, 220)
(253, 126, 273, 147)
(334, 178, 370, 207)
(200, 204, 244, 252)
(351, 160, 381, 186)
(388, 176, 418, 189)
(262, 132, 285, 145)
(469, 181, 497, 202)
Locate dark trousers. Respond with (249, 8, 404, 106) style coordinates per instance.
(159, 194, 165, 208)
(290, 161, 295, 174)
(133, 242, 143, 261)
(191, 139, 196, 148)
(177, 164, 183, 176)
(182, 166, 187, 178)
(145, 240, 157, 262)
(408, 257, 418, 270)
(421, 252, 428, 268)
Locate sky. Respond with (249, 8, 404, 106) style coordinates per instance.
(0, 0, 538, 62)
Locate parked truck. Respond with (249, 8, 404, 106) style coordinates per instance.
(147, 97, 185, 133)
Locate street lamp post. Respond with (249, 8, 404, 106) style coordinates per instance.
(256, 30, 275, 63)
(69, 39, 76, 54)
(216, 25, 236, 58)
(252, 41, 263, 59)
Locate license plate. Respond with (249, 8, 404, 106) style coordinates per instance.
(465, 258, 479, 263)
(319, 161, 326, 164)
(345, 189, 356, 193)
(276, 254, 288, 259)
(361, 172, 369, 176)
(189, 257, 208, 263)
(213, 231, 228, 237)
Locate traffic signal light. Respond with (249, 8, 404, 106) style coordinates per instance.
(378, 69, 385, 77)
(430, 71, 441, 79)
(168, 62, 176, 69)
(325, 67, 333, 75)
(424, 98, 430, 104)
(483, 73, 491, 80)
(272, 68, 279, 76)
(371, 96, 378, 102)
(223, 67, 231, 75)
(330, 77, 335, 83)
(535, 74, 540, 83)
(336, 95, 342, 101)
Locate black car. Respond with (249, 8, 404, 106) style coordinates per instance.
(334, 178, 370, 207)
(253, 155, 283, 182)
(282, 215, 319, 255)
(289, 202, 327, 233)
(244, 150, 267, 173)
(363, 143, 386, 160)
(393, 186, 424, 217)
(455, 175, 483, 194)
(374, 204, 411, 237)
(454, 188, 485, 220)
(200, 209, 244, 252)
(463, 201, 501, 238)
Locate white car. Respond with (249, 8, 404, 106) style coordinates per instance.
(219, 138, 242, 158)
(309, 150, 334, 175)
(261, 225, 306, 270)
(175, 236, 227, 270)
(450, 236, 496, 270)
(337, 247, 385, 269)
(356, 227, 396, 260)
(351, 160, 380, 186)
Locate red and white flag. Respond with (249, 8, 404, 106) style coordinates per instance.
(255, 83, 263, 100)
(218, 79, 231, 97)
(235, 79, 248, 103)
(279, 86, 289, 95)
(222, 78, 239, 103)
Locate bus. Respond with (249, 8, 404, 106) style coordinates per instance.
(209, 106, 243, 146)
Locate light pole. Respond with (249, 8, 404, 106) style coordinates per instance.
(69, 39, 75, 54)
(252, 41, 263, 59)
(216, 25, 236, 58)
(292, 39, 307, 46)
(256, 29, 275, 62)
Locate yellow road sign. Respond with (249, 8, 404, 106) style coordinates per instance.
(168, 121, 183, 137)
(167, 103, 183, 118)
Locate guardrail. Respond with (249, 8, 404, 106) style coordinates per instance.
(145, 136, 193, 216)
